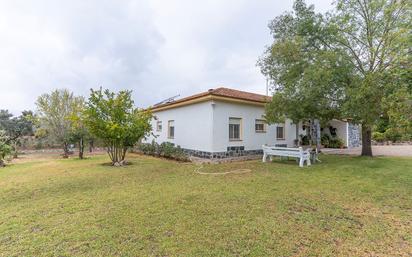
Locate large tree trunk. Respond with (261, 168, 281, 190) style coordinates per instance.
(0, 159, 5, 167)
(79, 137, 84, 159)
(361, 124, 373, 157)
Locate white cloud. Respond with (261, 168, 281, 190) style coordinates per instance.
(0, 0, 332, 114)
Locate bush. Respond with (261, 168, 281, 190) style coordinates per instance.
(321, 133, 344, 148)
(384, 128, 402, 142)
(328, 138, 344, 148)
(136, 141, 189, 162)
(159, 142, 175, 158)
(372, 132, 385, 142)
(300, 135, 310, 145)
(401, 133, 412, 141)
(321, 134, 330, 146)
(0, 132, 12, 167)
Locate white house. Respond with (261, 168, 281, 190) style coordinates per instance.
(145, 87, 360, 159)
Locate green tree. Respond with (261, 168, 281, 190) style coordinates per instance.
(381, 45, 412, 141)
(36, 89, 84, 158)
(259, 0, 411, 156)
(84, 88, 152, 166)
(0, 110, 34, 158)
(68, 97, 90, 159)
(0, 130, 12, 167)
(332, 0, 411, 156)
(258, 0, 352, 149)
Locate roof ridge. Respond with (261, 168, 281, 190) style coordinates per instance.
(211, 86, 268, 97)
(150, 86, 270, 111)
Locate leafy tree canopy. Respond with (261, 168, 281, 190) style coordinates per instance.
(36, 89, 84, 157)
(68, 97, 90, 159)
(84, 88, 152, 166)
(0, 130, 12, 167)
(259, 0, 411, 156)
(0, 110, 34, 144)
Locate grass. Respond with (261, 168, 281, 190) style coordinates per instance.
(0, 153, 411, 256)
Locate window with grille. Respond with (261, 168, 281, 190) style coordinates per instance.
(276, 126, 285, 140)
(168, 120, 175, 139)
(156, 121, 162, 132)
(255, 119, 266, 133)
(229, 118, 241, 140)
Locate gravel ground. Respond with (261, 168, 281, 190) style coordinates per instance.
(322, 145, 412, 157)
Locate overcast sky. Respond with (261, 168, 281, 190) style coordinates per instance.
(0, 0, 332, 114)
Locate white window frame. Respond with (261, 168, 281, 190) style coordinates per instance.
(229, 117, 242, 141)
(255, 119, 266, 133)
(168, 120, 175, 139)
(156, 121, 162, 132)
(276, 124, 285, 140)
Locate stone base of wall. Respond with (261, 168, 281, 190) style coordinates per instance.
(183, 148, 263, 159)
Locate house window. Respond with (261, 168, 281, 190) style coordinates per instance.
(229, 118, 242, 141)
(276, 126, 285, 139)
(276, 125, 285, 140)
(255, 119, 266, 133)
(168, 120, 175, 139)
(156, 121, 162, 132)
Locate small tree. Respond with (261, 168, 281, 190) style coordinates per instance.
(69, 97, 90, 159)
(0, 130, 12, 167)
(0, 110, 34, 158)
(84, 88, 152, 166)
(36, 89, 84, 158)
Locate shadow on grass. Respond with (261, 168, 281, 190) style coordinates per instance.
(267, 157, 306, 166)
(99, 161, 135, 167)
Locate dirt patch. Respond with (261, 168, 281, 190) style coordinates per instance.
(323, 145, 412, 157)
(6, 151, 106, 164)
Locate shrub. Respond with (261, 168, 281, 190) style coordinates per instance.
(138, 140, 158, 156)
(401, 133, 412, 141)
(159, 142, 175, 158)
(0, 131, 12, 167)
(384, 128, 402, 142)
(320, 134, 344, 148)
(372, 132, 385, 142)
(300, 135, 310, 145)
(321, 134, 330, 146)
(136, 141, 189, 162)
(328, 137, 344, 148)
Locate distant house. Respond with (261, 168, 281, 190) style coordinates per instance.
(145, 87, 360, 159)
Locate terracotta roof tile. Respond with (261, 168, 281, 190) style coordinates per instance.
(151, 87, 270, 110)
(210, 87, 270, 103)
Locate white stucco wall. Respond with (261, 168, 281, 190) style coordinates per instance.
(322, 119, 348, 147)
(211, 101, 298, 152)
(146, 99, 307, 153)
(144, 101, 214, 152)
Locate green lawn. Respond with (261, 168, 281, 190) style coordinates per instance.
(0, 153, 411, 256)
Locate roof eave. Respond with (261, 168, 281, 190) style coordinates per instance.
(150, 95, 267, 112)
